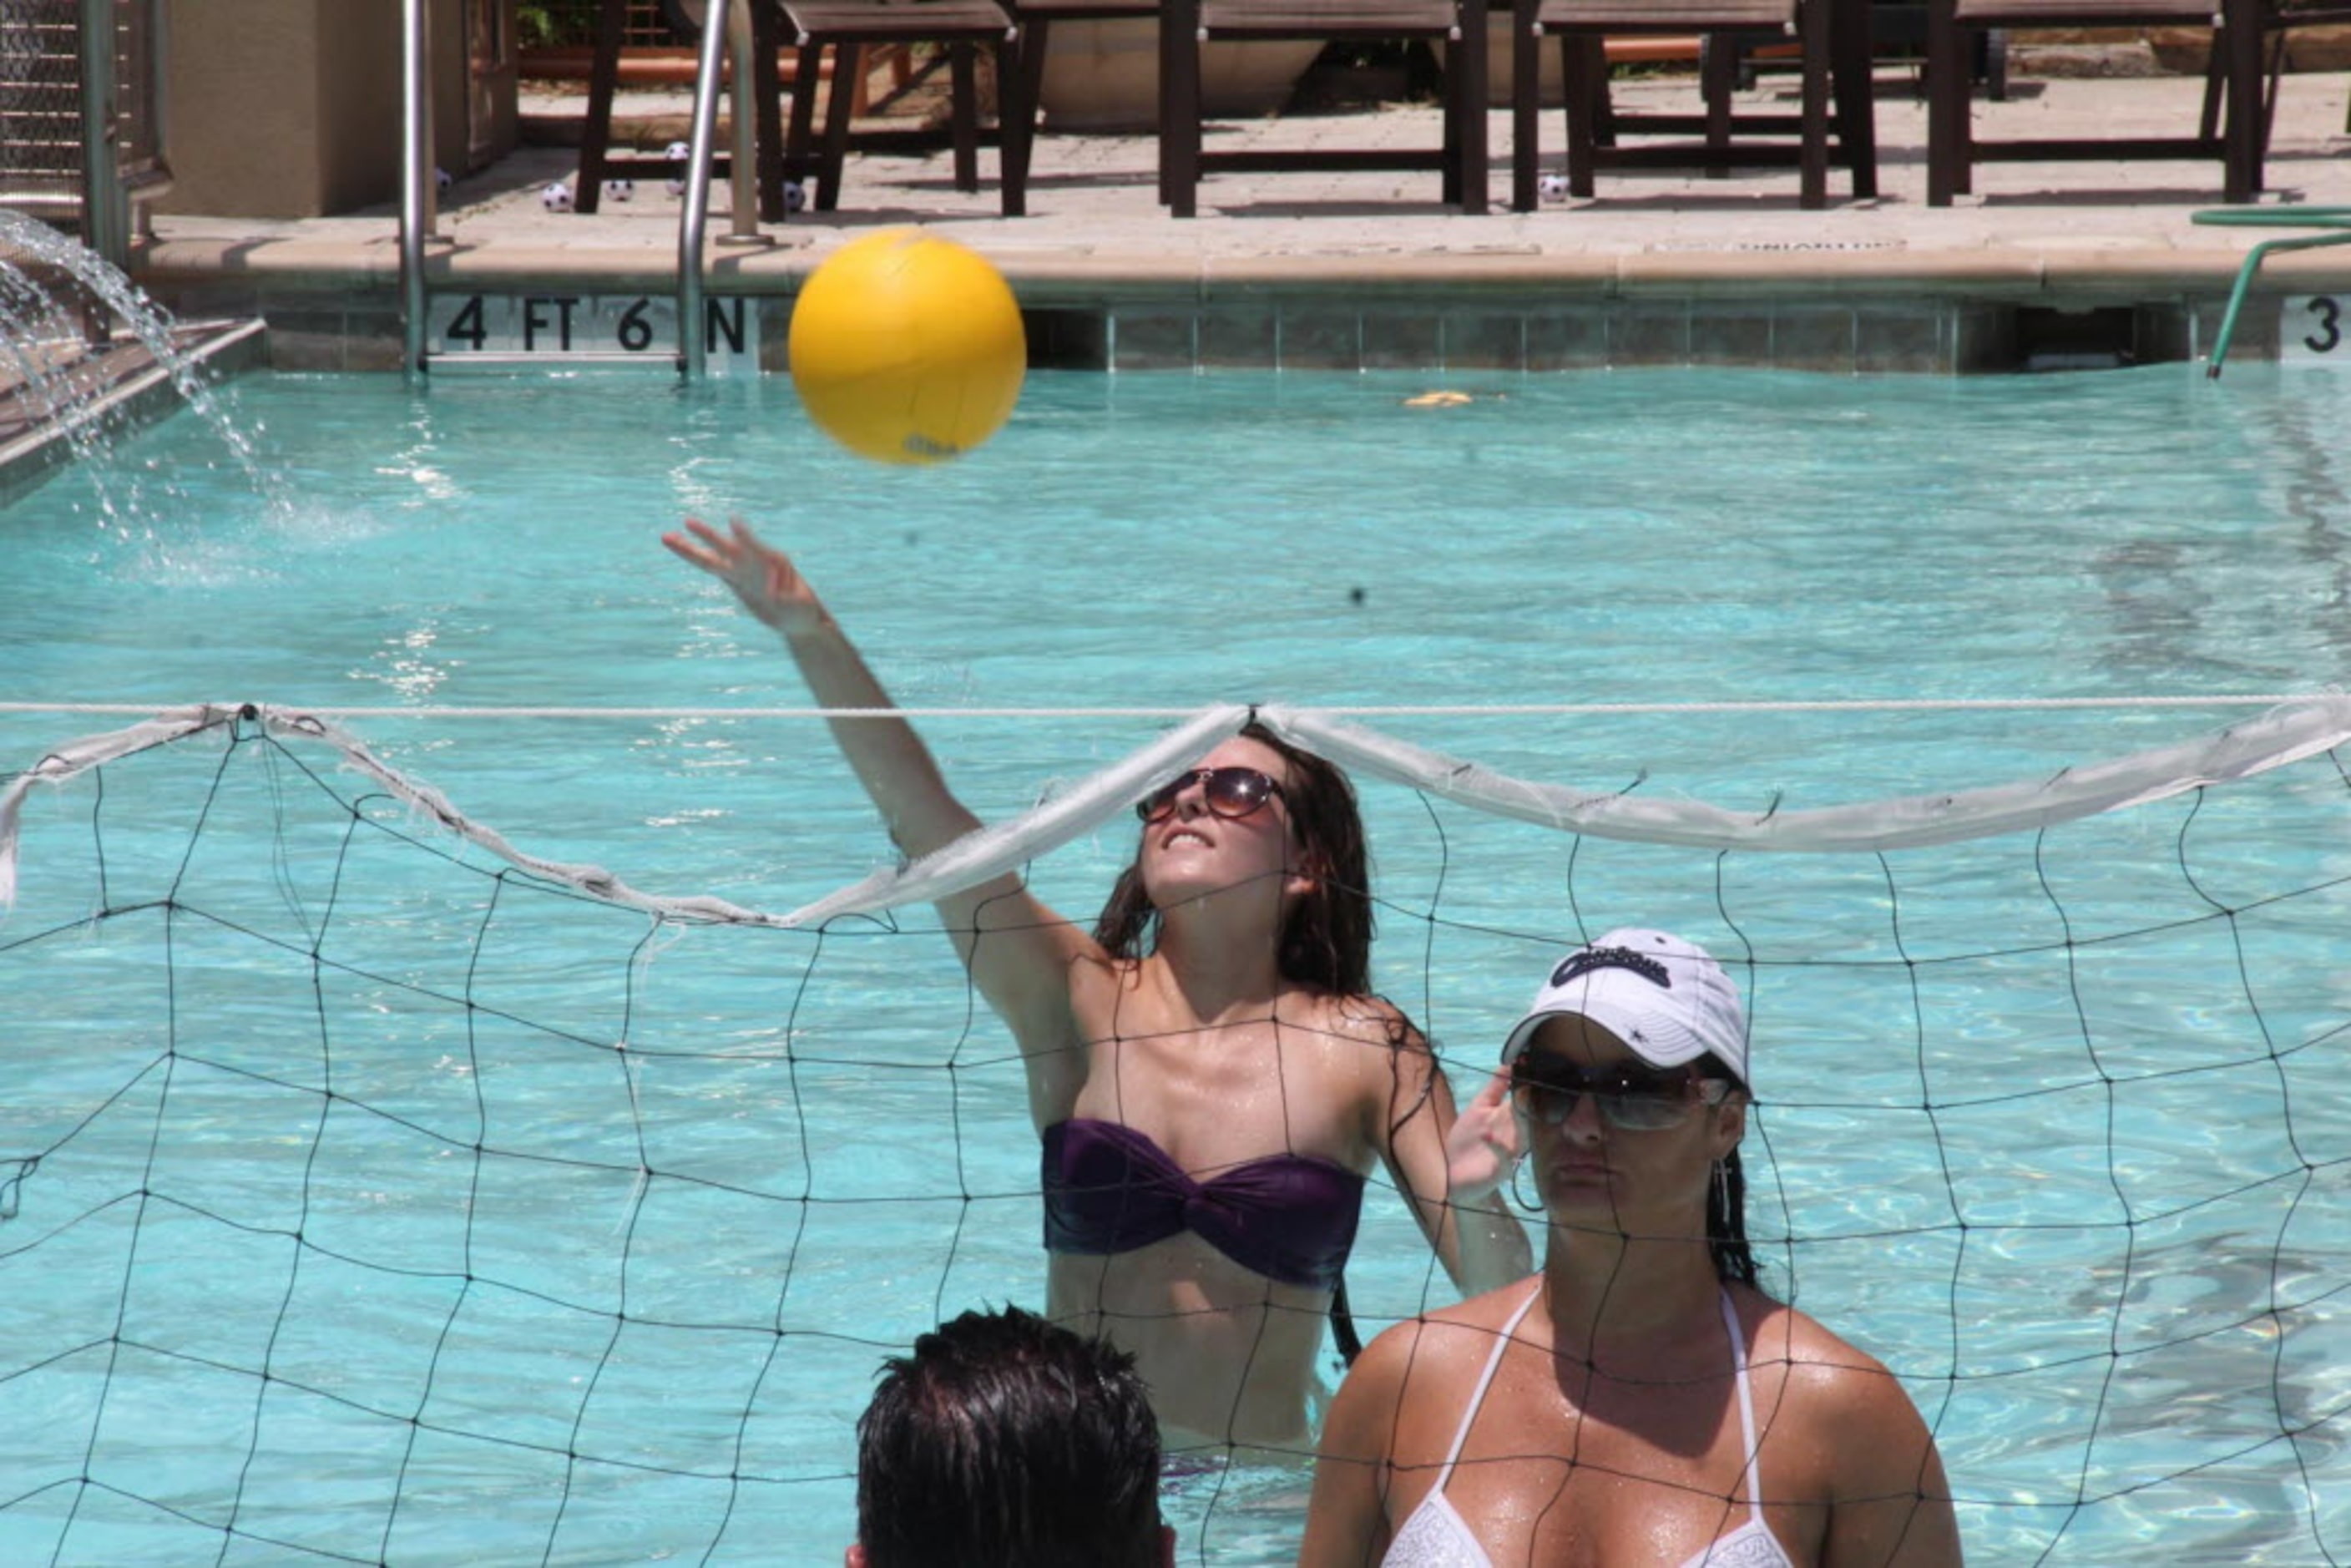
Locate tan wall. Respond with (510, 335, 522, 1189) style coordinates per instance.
(158, 0, 515, 219)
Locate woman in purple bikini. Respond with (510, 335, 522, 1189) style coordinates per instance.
(665, 518, 1529, 1455)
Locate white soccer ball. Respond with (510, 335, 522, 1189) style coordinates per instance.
(1537, 172, 1570, 203)
(664, 140, 692, 163)
(540, 180, 574, 212)
(434, 165, 453, 194)
(783, 180, 807, 215)
(603, 178, 635, 202)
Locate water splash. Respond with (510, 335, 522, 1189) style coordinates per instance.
(0, 208, 281, 527)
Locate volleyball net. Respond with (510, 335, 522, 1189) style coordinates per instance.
(2, 700, 2347, 1565)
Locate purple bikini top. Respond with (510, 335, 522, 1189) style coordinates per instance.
(1041, 1117, 1366, 1292)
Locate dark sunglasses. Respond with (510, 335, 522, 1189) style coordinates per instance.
(1135, 766, 1285, 825)
(1509, 1055, 1730, 1132)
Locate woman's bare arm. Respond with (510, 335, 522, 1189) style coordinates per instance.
(664, 518, 1096, 1115)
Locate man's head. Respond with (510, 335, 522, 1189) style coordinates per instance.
(850, 1306, 1173, 1568)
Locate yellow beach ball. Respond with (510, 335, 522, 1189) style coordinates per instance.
(787, 229, 1027, 466)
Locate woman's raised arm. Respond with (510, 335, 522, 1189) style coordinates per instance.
(664, 517, 1097, 1117)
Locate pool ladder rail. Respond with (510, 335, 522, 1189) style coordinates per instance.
(398, 0, 742, 377)
(2192, 206, 2351, 378)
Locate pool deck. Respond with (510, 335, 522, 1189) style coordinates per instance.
(129, 64, 2351, 372)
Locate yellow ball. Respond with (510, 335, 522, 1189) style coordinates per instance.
(787, 229, 1027, 466)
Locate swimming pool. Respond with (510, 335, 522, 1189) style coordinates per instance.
(3, 365, 2349, 1565)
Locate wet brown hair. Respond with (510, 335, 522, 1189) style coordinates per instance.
(1091, 722, 1374, 997)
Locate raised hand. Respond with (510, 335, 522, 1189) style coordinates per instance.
(1443, 1065, 1524, 1208)
(660, 517, 824, 635)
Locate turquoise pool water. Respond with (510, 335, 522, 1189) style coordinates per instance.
(3, 366, 2349, 1565)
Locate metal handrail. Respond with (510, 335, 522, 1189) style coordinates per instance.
(400, 0, 429, 377)
(678, 0, 734, 376)
(2191, 207, 2351, 379)
(77, 0, 126, 270)
(400, 0, 732, 376)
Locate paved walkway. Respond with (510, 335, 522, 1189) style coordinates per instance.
(140, 65, 2351, 295)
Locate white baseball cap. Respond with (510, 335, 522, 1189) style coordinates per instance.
(1500, 928, 1750, 1088)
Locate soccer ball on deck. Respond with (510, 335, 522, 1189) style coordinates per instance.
(664, 140, 693, 197)
(435, 166, 453, 194)
(540, 180, 574, 212)
(1537, 172, 1570, 202)
(603, 178, 635, 202)
(783, 180, 807, 215)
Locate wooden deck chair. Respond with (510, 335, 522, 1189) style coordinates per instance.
(766, 0, 1031, 215)
(576, 0, 781, 215)
(1159, 0, 1491, 216)
(995, 0, 1165, 205)
(1925, 0, 2267, 204)
(1509, 0, 1877, 210)
(2199, 0, 2351, 154)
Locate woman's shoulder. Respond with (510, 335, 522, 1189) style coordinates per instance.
(1358, 1281, 1542, 1377)
(1735, 1290, 1932, 1433)
(1739, 1291, 1893, 1375)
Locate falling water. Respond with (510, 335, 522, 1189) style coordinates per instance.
(0, 207, 278, 525)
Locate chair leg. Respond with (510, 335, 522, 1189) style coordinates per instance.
(753, 1, 790, 221)
(948, 42, 981, 193)
(1830, 0, 1876, 198)
(1161, 0, 1202, 215)
(1924, 0, 1964, 205)
(2260, 31, 2288, 159)
(1701, 33, 1736, 178)
(2219, 0, 2263, 199)
(1451, 3, 1490, 213)
(575, 0, 632, 214)
(1441, 33, 1464, 206)
(1512, 4, 1542, 209)
(786, 39, 825, 205)
(999, 18, 1048, 215)
(1590, 37, 1617, 144)
(1797, 0, 1828, 206)
(1564, 34, 1604, 197)
(2199, 28, 2226, 141)
(818, 42, 860, 210)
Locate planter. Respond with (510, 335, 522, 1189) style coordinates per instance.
(1481, 28, 1709, 109)
(1036, 18, 1321, 130)
(2148, 23, 2351, 73)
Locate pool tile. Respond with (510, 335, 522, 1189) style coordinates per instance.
(1767, 306, 1858, 373)
(1854, 307, 1948, 374)
(1611, 303, 1693, 367)
(1363, 310, 1443, 370)
(1952, 304, 2019, 373)
(1279, 310, 1364, 371)
(1111, 311, 1198, 370)
(1691, 306, 1776, 367)
(1439, 311, 1528, 371)
(1524, 311, 1609, 370)
(1198, 309, 1280, 367)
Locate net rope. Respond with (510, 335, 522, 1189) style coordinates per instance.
(2, 701, 2347, 1565)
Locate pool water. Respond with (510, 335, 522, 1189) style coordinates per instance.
(3, 366, 2349, 1565)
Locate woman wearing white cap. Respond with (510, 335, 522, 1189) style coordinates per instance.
(1300, 928, 1964, 1567)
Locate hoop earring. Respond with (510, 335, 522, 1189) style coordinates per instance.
(1510, 1161, 1544, 1215)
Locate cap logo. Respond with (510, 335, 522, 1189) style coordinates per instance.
(1552, 945, 1671, 990)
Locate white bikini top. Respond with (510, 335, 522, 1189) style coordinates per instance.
(1379, 1282, 1797, 1568)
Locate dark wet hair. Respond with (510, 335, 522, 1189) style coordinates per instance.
(1092, 723, 1374, 996)
(855, 1306, 1163, 1568)
(1698, 1055, 1760, 1288)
